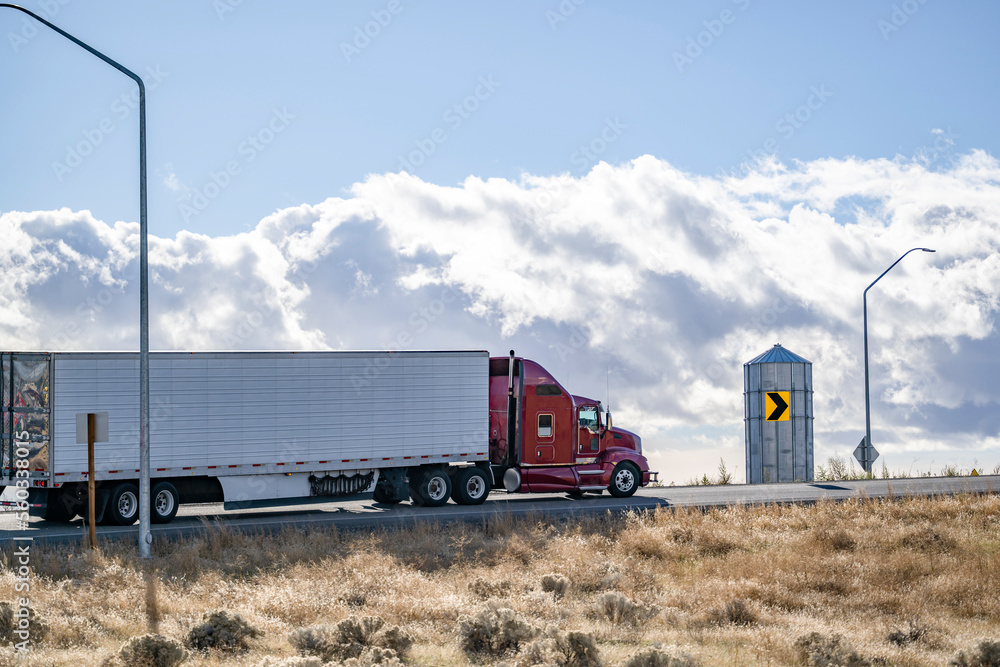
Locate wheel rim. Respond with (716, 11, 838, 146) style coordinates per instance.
(119, 491, 138, 519)
(466, 474, 486, 499)
(154, 490, 175, 517)
(426, 475, 448, 501)
(615, 468, 635, 492)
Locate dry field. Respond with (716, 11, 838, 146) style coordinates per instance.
(1, 492, 999, 666)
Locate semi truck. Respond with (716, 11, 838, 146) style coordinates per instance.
(1, 350, 652, 524)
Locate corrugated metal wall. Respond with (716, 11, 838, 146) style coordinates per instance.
(744, 352, 813, 484)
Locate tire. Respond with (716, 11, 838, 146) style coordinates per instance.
(107, 482, 140, 526)
(151, 481, 179, 524)
(609, 462, 640, 498)
(451, 467, 490, 505)
(410, 468, 452, 507)
(373, 482, 401, 504)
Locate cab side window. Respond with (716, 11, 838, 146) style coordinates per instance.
(538, 413, 553, 438)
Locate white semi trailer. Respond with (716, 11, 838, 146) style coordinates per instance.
(1, 350, 490, 524)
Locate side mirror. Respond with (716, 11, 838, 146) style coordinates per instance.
(606, 411, 612, 430)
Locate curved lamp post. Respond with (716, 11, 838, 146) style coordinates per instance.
(862, 247, 935, 472)
(1, 4, 151, 557)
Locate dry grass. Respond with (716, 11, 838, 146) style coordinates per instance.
(0, 493, 998, 665)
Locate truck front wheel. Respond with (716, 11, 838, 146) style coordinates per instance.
(107, 482, 140, 526)
(609, 462, 640, 498)
(452, 467, 489, 505)
(151, 481, 179, 524)
(410, 468, 452, 507)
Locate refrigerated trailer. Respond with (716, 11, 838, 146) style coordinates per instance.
(1, 350, 652, 524)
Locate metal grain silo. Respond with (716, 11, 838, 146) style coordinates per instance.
(744, 344, 813, 483)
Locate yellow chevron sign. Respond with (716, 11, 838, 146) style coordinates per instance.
(765, 391, 790, 421)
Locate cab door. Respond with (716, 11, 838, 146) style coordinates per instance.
(577, 405, 602, 457)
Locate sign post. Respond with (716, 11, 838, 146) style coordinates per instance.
(853, 436, 879, 475)
(76, 412, 108, 549)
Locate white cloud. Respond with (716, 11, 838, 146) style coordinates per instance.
(2, 152, 998, 482)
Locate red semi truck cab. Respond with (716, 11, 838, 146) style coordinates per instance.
(488, 353, 653, 497)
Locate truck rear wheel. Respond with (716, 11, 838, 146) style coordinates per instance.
(107, 482, 140, 526)
(609, 462, 640, 498)
(151, 481, 179, 524)
(452, 467, 489, 505)
(410, 468, 451, 507)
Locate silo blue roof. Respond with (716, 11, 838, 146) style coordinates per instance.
(745, 344, 811, 365)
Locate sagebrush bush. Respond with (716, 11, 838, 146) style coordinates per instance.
(469, 576, 513, 600)
(886, 620, 928, 646)
(541, 573, 570, 598)
(950, 640, 1000, 667)
(258, 656, 325, 667)
(0, 601, 49, 646)
(708, 599, 758, 627)
(623, 646, 700, 667)
(590, 592, 657, 626)
(186, 610, 262, 653)
(794, 632, 870, 667)
(116, 633, 188, 667)
(342, 646, 405, 666)
(518, 625, 602, 667)
(458, 602, 536, 657)
(289, 616, 411, 662)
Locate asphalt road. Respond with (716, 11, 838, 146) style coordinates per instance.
(1, 475, 997, 547)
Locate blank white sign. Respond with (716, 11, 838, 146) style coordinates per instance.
(75, 412, 109, 444)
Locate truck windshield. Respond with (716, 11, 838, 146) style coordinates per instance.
(579, 407, 599, 431)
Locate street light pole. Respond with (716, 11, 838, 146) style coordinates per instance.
(2, 4, 151, 557)
(863, 247, 935, 467)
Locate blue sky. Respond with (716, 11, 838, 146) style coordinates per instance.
(3, 1, 998, 236)
(2, 1, 1000, 483)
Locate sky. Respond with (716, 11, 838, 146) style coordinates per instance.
(1, 0, 999, 484)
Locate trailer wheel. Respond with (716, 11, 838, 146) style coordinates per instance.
(452, 467, 489, 505)
(410, 468, 452, 507)
(107, 482, 140, 526)
(151, 481, 179, 524)
(609, 462, 640, 498)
